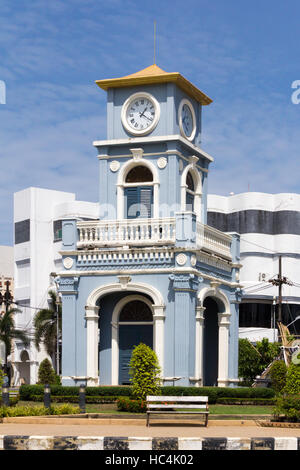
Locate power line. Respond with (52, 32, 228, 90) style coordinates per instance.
(239, 236, 279, 254)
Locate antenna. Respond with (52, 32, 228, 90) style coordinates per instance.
(154, 20, 157, 64)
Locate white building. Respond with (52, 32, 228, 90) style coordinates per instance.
(13, 187, 300, 383)
(207, 192, 300, 343)
(12, 187, 98, 384)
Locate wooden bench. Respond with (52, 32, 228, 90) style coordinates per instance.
(146, 395, 209, 427)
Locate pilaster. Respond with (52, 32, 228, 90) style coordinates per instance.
(85, 305, 100, 386)
(217, 312, 231, 387)
(169, 273, 199, 386)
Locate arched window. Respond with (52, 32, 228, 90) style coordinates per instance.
(186, 171, 195, 211)
(126, 166, 153, 183)
(119, 300, 153, 322)
(125, 165, 154, 219)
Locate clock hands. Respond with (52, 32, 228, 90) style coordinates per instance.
(139, 107, 148, 118)
(139, 107, 153, 123)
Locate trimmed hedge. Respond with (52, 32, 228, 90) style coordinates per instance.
(19, 385, 132, 401)
(30, 395, 118, 404)
(216, 397, 275, 406)
(20, 384, 275, 404)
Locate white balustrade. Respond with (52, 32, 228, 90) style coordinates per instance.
(77, 218, 176, 248)
(76, 217, 232, 260)
(196, 222, 232, 260)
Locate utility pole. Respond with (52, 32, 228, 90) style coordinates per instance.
(0, 281, 13, 385)
(268, 256, 292, 323)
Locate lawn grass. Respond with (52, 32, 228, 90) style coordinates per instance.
(17, 401, 273, 415)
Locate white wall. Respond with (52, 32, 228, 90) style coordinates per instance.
(207, 192, 300, 302)
(13, 187, 99, 383)
(0, 246, 14, 278)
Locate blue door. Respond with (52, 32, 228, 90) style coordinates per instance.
(119, 325, 153, 385)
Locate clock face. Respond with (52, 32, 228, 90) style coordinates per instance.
(182, 104, 193, 137)
(179, 99, 196, 141)
(122, 92, 160, 135)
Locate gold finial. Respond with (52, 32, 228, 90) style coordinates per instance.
(154, 20, 157, 64)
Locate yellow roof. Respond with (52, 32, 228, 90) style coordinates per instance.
(95, 64, 212, 106)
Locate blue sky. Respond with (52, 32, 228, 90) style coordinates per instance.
(1, 0, 300, 245)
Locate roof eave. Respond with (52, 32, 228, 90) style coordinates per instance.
(95, 73, 212, 106)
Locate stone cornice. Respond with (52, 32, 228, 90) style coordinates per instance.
(93, 134, 214, 163)
(55, 266, 240, 289)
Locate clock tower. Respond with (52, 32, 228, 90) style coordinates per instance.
(59, 64, 241, 388)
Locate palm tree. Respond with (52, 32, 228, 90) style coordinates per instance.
(0, 306, 30, 381)
(33, 290, 62, 374)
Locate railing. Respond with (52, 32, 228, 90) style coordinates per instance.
(77, 218, 176, 248)
(76, 218, 233, 260)
(196, 222, 232, 260)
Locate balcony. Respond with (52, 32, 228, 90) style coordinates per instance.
(76, 216, 233, 261)
(77, 218, 176, 248)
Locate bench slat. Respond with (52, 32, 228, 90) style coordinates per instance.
(146, 395, 209, 427)
(147, 411, 209, 414)
(148, 404, 207, 409)
(146, 396, 208, 402)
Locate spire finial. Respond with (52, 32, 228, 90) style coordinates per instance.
(154, 20, 157, 64)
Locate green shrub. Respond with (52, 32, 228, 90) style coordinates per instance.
(116, 397, 146, 413)
(30, 394, 118, 404)
(129, 343, 161, 400)
(273, 395, 300, 422)
(19, 385, 133, 400)
(238, 338, 280, 386)
(0, 369, 4, 388)
(50, 404, 80, 415)
(0, 396, 19, 407)
(284, 363, 300, 394)
(269, 360, 287, 393)
(19, 384, 275, 404)
(0, 403, 80, 418)
(37, 359, 57, 385)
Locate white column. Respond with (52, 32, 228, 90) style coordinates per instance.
(111, 321, 119, 385)
(195, 305, 205, 387)
(117, 185, 124, 220)
(153, 183, 159, 218)
(217, 312, 231, 387)
(153, 306, 165, 378)
(85, 305, 99, 386)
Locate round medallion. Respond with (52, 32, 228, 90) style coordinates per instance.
(176, 253, 187, 266)
(157, 157, 167, 169)
(178, 99, 196, 141)
(63, 257, 74, 270)
(121, 92, 160, 136)
(110, 160, 120, 172)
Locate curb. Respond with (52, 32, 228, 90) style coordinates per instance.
(1, 416, 259, 426)
(0, 435, 299, 450)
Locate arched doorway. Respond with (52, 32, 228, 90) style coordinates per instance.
(118, 299, 153, 384)
(86, 280, 165, 386)
(203, 297, 219, 386)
